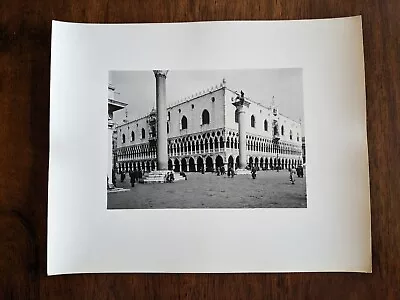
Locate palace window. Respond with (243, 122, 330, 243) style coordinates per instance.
(141, 128, 145, 139)
(251, 115, 256, 128)
(264, 120, 268, 131)
(202, 109, 210, 125)
(297, 133, 299, 141)
(167, 111, 171, 121)
(281, 125, 285, 136)
(181, 115, 188, 130)
(122, 134, 126, 144)
(167, 122, 169, 134)
(290, 130, 293, 140)
(235, 109, 239, 123)
(131, 131, 135, 141)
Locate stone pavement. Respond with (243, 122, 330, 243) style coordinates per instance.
(107, 170, 307, 209)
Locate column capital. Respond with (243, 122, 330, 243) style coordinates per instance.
(153, 70, 169, 78)
(232, 98, 250, 111)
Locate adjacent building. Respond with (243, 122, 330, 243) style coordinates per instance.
(108, 83, 127, 185)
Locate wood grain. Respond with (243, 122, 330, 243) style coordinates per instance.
(1, 0, 399, 299)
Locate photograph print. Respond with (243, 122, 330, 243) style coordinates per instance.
(107, 69, 306, 209)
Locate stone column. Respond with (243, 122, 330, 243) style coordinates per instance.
(232, 94, 251, 175)
(237, 105, 248, 169)
(154, 70, 169, 170)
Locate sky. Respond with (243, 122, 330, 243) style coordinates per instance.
(110, 69, 304, 125)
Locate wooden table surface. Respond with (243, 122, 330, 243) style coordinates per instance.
(1, 0, 399, 299)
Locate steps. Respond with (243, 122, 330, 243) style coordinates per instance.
(140, 170, 187, 183)
(234, 168, 252, 175)
(107, 187, 130, 193)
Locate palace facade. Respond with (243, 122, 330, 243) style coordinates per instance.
(114, 79, 303, 174)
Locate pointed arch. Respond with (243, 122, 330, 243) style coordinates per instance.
(197, 156, 204, 172)
(228, 155, 234, 168)
(189, 157, 196, 172)
(215, 155, 224, 169)
(174, 158, 180, 172)
(205, 156, 213, 172)
(181, 115, 188, 129)
(181, 158, 187, 172)
(168, 159, 173, 170)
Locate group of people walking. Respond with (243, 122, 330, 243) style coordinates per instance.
(109, 164, 304, 188)
(115, 170, 144, 188)
(128, 170, 143, 187)
(289, 165, 304, 184)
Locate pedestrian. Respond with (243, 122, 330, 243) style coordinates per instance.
(129, 170, 135, 187)
(112, 169, 117, 187)
(180, 171, 187, 180)
(251, 166, 257, 179)
(121, 172, 126, 183)
(289, 168, 295, 184)
(134, 170, 138, 182)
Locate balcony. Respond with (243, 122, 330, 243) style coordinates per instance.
(108, 98, 127, 113)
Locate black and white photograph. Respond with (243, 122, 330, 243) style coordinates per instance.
(107, 69, 306, 209)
